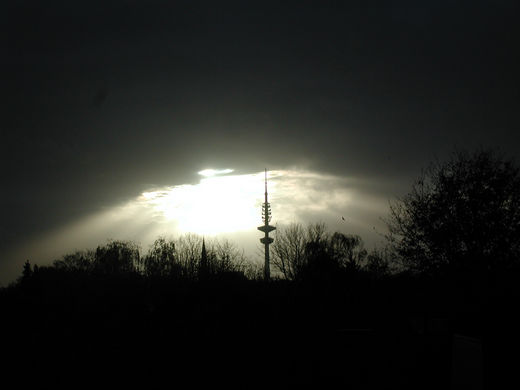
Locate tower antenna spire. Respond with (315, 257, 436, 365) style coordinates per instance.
(258, 168, 275, 281)
(265, 168, 267, 195)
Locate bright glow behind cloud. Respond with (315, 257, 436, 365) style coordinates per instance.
(197, 168, 234, 177)
(140, 172, 264, 235)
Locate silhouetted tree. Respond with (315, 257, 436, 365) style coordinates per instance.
(21, 260, 32, 281)
(302, 237, 341, 282)
(211, 238, 247, 275)
(329, 232, 367, 272)
(141, 237, 177, 278)
(175, 233, 204, 279)
(53, 250, 95, 273)
(386, 148, 520, 276)
(162, 234, 248, 280)
(93, 240, 140, 275)
(242, 260, 264, 280)
(272, 222, 368, 281)
(363, 248, 391, 278)
(271, 222, 310, 280)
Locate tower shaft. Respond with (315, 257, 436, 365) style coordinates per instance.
(264, 236, 270, 280)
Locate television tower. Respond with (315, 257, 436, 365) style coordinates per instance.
(258, 169, 275, 281)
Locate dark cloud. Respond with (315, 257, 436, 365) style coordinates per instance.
(2, 1, 520, 283)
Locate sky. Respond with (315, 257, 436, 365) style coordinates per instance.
(2, 0, 520, 285)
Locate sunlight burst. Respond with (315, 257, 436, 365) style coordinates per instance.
(140, 171, 267, 235)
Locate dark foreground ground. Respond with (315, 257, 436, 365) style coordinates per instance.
(2, 271, 519, 389)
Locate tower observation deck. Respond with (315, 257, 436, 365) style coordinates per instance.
(257, 169, 275, 281)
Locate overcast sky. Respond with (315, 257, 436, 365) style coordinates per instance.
(2, 1, 520, 285)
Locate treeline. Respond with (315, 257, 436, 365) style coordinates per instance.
(2, 227, 400, 388)
(14, 224, 392, 287)
(19, 234, 257, 283)
(271, 222, 392, 281)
